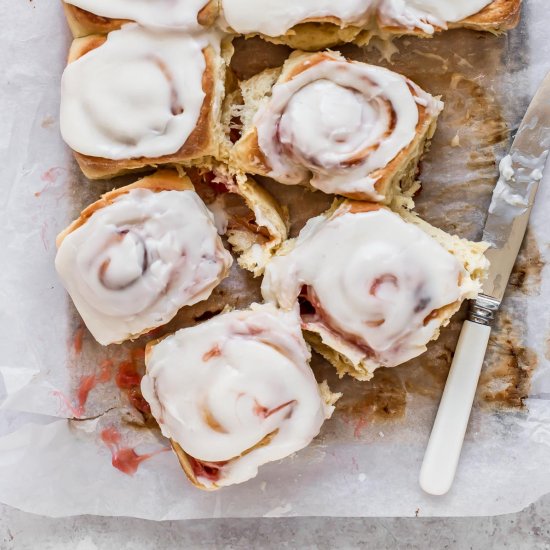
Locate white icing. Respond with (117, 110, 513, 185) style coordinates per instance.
(55, 188, 232, 345)
(254, 58, 442, 199)
(221, 0, 492, 36)
(141, 303, 334, 488)
(378, 0, 493, 33)
(66, 0, 211, 29)
(262, 205, 480, 370)
(221, 0, 372, 36)
(489, 153, 547, 213)
(60, 24, 211, 160)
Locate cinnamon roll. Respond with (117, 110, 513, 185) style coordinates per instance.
(220, 0, 521, 49)
(229, 51, 443, 203)
(60, 24, 226, 180)
(141, 303, 339, 489)
(262, 202, 489, 381)
(63, 0, 218, 38)
(189, 166, 289, 276)
(55, 170, 232, 346)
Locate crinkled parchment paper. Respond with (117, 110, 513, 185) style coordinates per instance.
(1, 0, 550, 519)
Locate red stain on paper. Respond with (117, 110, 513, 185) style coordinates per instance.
(35, 167, 65, 197)
(100, 427, 169, 476)
(340, 413, 370, 439)
(53, 359, 114, 417)
(73, 325, 84, 354)
(75, 374, 98, 416)
(98, 359, 113, 383)
(114, 348, 150, 415)
(352, 416, 370, 439)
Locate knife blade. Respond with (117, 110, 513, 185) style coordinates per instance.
(420, 72, 550, 496)
(482, 71, 550, 303)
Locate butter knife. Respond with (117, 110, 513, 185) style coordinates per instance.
(419, 72, 550, 496)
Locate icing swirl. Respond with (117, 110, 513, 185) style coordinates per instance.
(262, 204, 482, 374)
(65, 0, 211, 30)
(60, 24, 211, 160)
(253, 55, 442, 199)
(141, 303, 334, 489)
(55, 187, 232, 345)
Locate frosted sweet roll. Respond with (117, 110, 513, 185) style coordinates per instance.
(60, 24, 225, 179)
(55, 170, 232, 346)
(142, 303, 338, 489)
(262, 202, 489, 381)
(63, 0, 218, 37)
(229, 51, 443, 203)
(220, 0, 521, 49)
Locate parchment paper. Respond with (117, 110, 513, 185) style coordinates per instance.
(1, 0, 550, 519)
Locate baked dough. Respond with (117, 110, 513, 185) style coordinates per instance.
(60, 25, 226, 180)
(262, 200, 489, 381)
(187, 165, 289, 276)
(55, 169, 232, 345)
(220, 0, 522, 50)
(142, 303, 339, 490)
(227, 51, 442, 203)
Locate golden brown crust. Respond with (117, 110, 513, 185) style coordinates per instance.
(55, 169, 193, 247)
(66, 34, 222, 180)
(170, 441, 216, 491)
(242, 0, 521, 49)
(451, 0, 521, 31)
(229, 51, 439, 203)
(63, 3, 127, 38)
(62, 1, 219, 38)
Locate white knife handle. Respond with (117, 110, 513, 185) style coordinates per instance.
(419, 320, 492, 496)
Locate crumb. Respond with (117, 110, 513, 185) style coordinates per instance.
(358, 473, 366, 482)
(451, 134, 460, 147)
(378, 431, 385, 438)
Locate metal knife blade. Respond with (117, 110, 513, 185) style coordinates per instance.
(482, 72, 550, 303)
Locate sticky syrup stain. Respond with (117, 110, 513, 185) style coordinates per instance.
(114, 348, 151, 417)
(508, 230, 545, 296)
(54, 359, 113, 417)
(100, 426, 169, 476)
(35, 167, 66, 197)
(72, 324, 84, 355)
(478, 313, 537, 409)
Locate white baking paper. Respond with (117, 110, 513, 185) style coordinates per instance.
(1, 0, 550, 518)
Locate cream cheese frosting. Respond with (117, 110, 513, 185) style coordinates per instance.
(221, 0, 372, 36)
(378, 0, 493, 33)
(262, 204, 482, 372)
(55, 188, 232, 345)
(254, 58, 442, 199)
(60, 24, 211, 160)
(221, 0, 492, 36)
(141, 303, 335, 488)
(65, 0, 211, 29)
